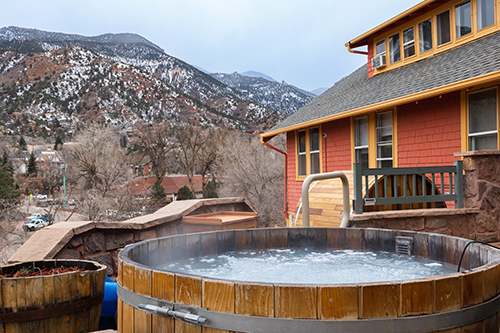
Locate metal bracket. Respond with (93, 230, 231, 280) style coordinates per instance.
(138, 304, 207, 324)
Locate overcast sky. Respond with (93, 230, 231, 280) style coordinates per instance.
(2, 0, 418, 91)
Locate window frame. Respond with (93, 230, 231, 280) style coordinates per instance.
(376, 111, 394, 168)
(467, 87, 499, 151)
(296, 126, 322, 179)
(351, 111, 397, 169)
(354, 116, 369, 169)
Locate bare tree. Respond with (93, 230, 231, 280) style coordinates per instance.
(174, 126, 206, 192)
(70, 126, 132, 220)
(215, 133, 286, 227)
(132, 123, 176, 183)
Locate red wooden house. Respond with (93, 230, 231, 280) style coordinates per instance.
(261, 0, 500, 227)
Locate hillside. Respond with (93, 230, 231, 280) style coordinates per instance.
(0, 26, 283, 133)
(211, 72, 316, 114)
(0, 46, 264, 137)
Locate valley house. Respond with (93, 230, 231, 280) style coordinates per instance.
(261, 0, 500, 226)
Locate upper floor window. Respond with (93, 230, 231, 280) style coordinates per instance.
(403, 27, 415, 58)
(456, 1, 472, 38)
(296, 127, 321, 177)
(376, 112, 393, 168)
(477, 0, 495, 30)
(354, 117, 369, 169)
(419, 19, 433, 53)
(376, 39, 386, 56)
(437, 10, 451, 45)
(389, 33, 401, 64)
(468, 88, 498, 150)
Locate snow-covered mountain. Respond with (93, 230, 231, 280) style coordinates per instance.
(211, 72, 316, 114)
(0, 46, 259, 137)
(0, 26, 283, 132)
(241, 71, 277, 82)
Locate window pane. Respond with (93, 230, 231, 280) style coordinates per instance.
(298, 154, 307, 176)
(478, 0, 495, 30)
(310, 127, 319, 152)
(355, 148, 369, 169)
(419, 19, 433, 53)
(456, 1, 472, 38)
(298, 130, 306, 153)
(389, 33, 401, 63)
(469, 89, 497, 134)
(376, 39, 386, 55)
(354, 117, 368, 147)
(310, 152, 320, 174)
(437, 10, 451, 45)
(403, 27, 415, 58)
(378, 160, 393, 168)
(376, 112, 393, 168)
(469, 135, 497, 151)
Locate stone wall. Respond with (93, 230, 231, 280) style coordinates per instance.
(9, 198, 258, 277)
(349, 208, 478, 240)
(457, 150, 500, 242)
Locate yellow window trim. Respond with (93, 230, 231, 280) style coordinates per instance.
(295, 125, 323, 180)
(373, 0, 498, 75)
(461, 85, 500, 151)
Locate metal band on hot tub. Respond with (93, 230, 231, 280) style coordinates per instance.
(117, 282, 500, 333)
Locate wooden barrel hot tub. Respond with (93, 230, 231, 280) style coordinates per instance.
(117, 228, 500, 333)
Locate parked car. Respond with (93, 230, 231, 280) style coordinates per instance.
(35, 194, 47, 199)
(67, 199, 77, 206)
(23, 218, 51, 232)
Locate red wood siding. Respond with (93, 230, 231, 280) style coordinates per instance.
(397, 92, 462, 167)
(286, 131, 301, 212)
(367, 39, 375, 78)
(322, 118, 352, 172)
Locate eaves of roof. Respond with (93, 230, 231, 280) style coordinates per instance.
(262, 31, 500, 139)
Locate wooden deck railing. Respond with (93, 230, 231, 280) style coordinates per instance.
(353, 161, 463, 214)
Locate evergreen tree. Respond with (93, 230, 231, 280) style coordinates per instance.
(0, 168, 22, 210)
(1, 151, 14, 174)
(27, 152, 37, 176)
(120, 135, 128, 148)
(54, 135, 63, 151)
(177, 185, 194, 201)
(18, 136, 27, 151)
(203, 179, 218, 198)
(151, 180, 167, 207)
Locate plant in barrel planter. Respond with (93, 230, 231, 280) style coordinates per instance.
(0, 259, 106, 332)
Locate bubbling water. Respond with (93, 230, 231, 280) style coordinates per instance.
(162, 248, 457, 284)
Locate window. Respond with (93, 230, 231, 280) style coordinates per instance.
(309, 127, 320, 174)
(376, 39, 386, 56)
(354, 117, 369, 169)
(468, 88, 497, 150)
(376, 112, 393, 168)
(477, 0, 495, 30)
(437, 10, 451, 45)
(297, 130, 307, 176)
(297, 127, 321, 177)
(419, 19, 433, 53)
(403, 27, 415, 58)
(389, 33, 401, 63)
(456, 1, 472, 38)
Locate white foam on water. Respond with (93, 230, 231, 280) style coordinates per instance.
(161, 248, 457, 284)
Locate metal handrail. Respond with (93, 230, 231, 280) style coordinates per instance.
(301, 172, 350, 228)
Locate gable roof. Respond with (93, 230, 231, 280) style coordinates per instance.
(262, 31, 500, 138)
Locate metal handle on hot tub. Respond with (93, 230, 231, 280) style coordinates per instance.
(139, 303, 207, 324)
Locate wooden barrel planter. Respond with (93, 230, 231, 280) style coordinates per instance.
(117, 228, 500, 333)
(0, 259, 106, 332)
